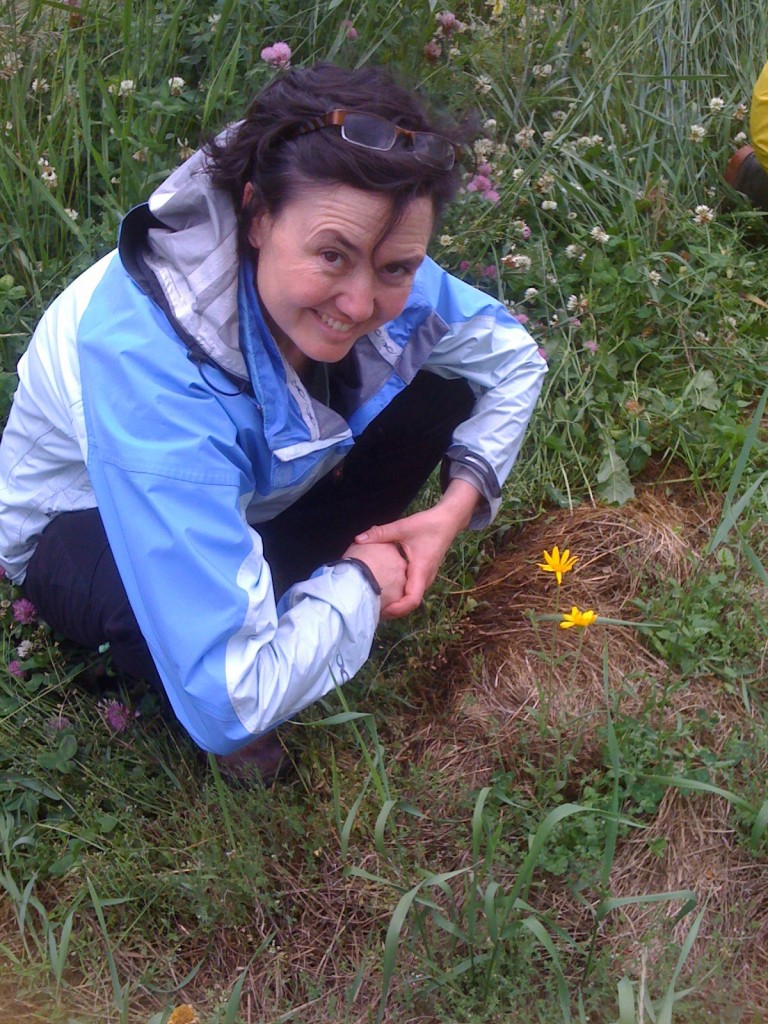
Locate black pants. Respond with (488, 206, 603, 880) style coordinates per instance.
(23, 372, 474, 685)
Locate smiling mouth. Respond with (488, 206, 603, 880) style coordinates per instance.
(316, 310, 355, 334)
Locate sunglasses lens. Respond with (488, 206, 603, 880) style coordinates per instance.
(341, 113, 397, 151)
(412, 134, 455, 169)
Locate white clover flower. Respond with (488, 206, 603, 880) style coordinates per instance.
(552, 109, 566, 123)
(590, 225, 610, 243)
(208, 12, 221, 31)
(64, 208, 78, 221)
(168, 76, 185, 95)
(132, 146, 148, 162)
(483, 118, 497, 132)
(566, 294, 578, 311)
(501, 253, 532, 271)
(734, 131, 748, 145)
(523, 287, 539, 300)
(511, 167, 524, 181)
(688, 123, 706, 143)
(708, 96, 725, 114)
(40, 165, 57, 189)
(473, 137, 495, 160)
(38, 156, 49, 167)
(110, 175, 120, 184)
(118, 79, 136, 96)
(3, 120, 11, 134)
(693, 204, 714, 224)
(733, 102, 748, 122)
(31, 77, 50, 94)
(565, 243, 585, 261)
(724, 315, 738, 328)
(541, 130, 555, 142)
(178, 138, 195, 160)
(439, 234, 454, 247)
(514, 127, 535, 149)
(648, 269, 661, 285)
(533, 63, 553, 78)
(541, 199, 558, 211)
(476, 74, 492, 95)
(16, 640, 33, 659)
(535, 171, 555, 192)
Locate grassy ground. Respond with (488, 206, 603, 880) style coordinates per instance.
(1, 0, 767, 1021)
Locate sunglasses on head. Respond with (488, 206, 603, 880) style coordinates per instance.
(292, 109, 460, 170)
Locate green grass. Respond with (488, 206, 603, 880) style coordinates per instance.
(1, 0, 768, 1021)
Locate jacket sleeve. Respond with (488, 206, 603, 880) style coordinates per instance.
(751, 60, 768, 174)
(416, 260, 547, 527)
(77, 272, 380, 756)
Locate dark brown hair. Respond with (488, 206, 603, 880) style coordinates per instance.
(206, 63, 468, 252)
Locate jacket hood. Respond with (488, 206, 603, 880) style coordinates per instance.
(119, 136, 249, 381)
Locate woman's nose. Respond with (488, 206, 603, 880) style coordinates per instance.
(337, 270, 376, 323)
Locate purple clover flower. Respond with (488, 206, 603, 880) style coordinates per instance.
(8, 660, 23, 678)
(12, 598, 37, 625)
(103, 700, 139, 733)
(260, 42, 292, 69)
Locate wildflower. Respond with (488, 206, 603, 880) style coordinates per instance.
(486, 0, 506, 17)
(583, 339, 598, 353)
(541, 199, 558, 211)
(482, 264, 498, 278)
(483, 118, 497, 132)
(64, 208, 78, 221)
(436, 11, 460, 35)
(574, 134, 603, 149)
(560, 606, 597, 629)
(514, 127, 535, 149)
(625, 398, 644, 415)
(535, 171, 555, 192)
(207, 12, 221, 31)
(733, 102, 747, 122)
(168, 76, 185, 95)
(17, 640, 33, 659)
(8, 661, 23, 678)
(523, 287, 538, 300)
(648, 269, 661, 285)
(439, 234, 454, 247)
(590, 225, 610, 243)
(708, 96, 725, 114)
(511, 167, 524, 180)
(13, 598, 36, 624)
(423, 39, 442, 62)
(260, 42, 292, 69)
(31, 78, 50, 94)
(501, 253, 531, 271)
(178, 138, 195, 160)
(473, 138, 495, 160)
(40, 165, 58, 190)
(537, 546, 578, 585)
(476, 74, 492, 95)
(533, 63, 553, 78)
(693, 204, 714, 225)
(118, 79, 136, 96)
(513, 219, 531, 240)
(343, 19, 358, 40)
(552, 109, 567, 123)
(688, 123, 706, 143)
(167, 1007, 200, 1024)
(132, 147, 148, 162)
(102, 700, 139, 733)
(565, 243, 585, 261)
(734, 131, 748, 145)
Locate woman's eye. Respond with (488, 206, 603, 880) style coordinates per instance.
(320, 250, 344, 266)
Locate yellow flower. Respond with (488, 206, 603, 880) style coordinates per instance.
(560, 606, 597, 629)
(537, 546, 578, 585)
(167, 1007, 199, 1024)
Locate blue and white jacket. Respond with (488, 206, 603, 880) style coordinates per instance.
(0, 146, 546, 754)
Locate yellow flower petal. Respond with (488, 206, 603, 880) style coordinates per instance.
(538, 546, 578, 585)
(559, 605, 597, 629)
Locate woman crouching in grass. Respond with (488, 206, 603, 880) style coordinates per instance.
(0, 63, 546, 780)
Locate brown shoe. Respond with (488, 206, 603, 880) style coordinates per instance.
(217, 729, 292, 786)
(725, 145, 768, 209)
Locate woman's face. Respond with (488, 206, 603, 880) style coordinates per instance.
(248, 184, 434, 369)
